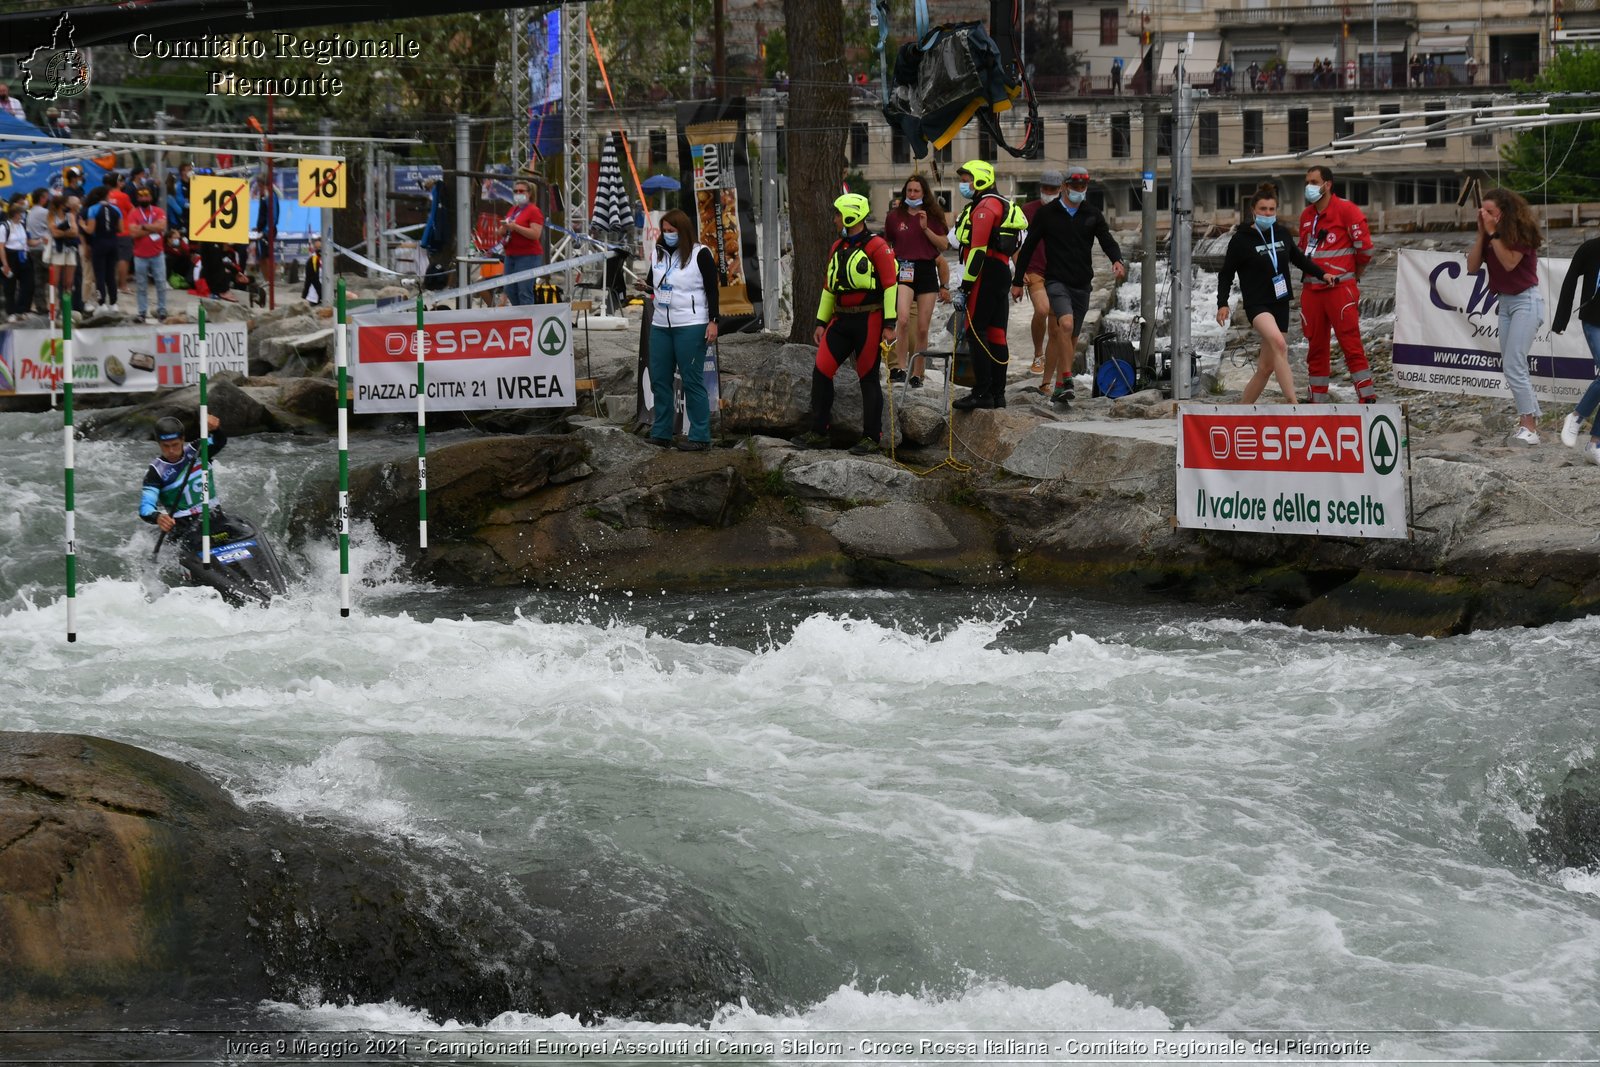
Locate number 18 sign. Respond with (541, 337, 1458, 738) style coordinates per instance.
(189, 175, 250, 243)
(298, 158, 346, 208)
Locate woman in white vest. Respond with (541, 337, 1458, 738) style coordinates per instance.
(646, 209, 720, 450)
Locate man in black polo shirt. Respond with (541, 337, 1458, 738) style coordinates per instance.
(1010, 166, 1127, 404)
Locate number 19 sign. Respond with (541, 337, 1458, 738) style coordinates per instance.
(189, 175, 249, 243)
(298, 158, 346, 208)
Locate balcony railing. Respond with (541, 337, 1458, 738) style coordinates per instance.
(1215, 2, 1416, 27)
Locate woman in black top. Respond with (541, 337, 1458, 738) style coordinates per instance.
(1554, 235, 1600, 460)
(1216, 183, 1326, 404)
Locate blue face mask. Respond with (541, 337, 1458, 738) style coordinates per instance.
(1066, 189, 1086, 205)
(662, 232, 679, 248)
(904, 197, 923, 208)
(1256, 214, 1276, 230)
(958, 182, 974, 200)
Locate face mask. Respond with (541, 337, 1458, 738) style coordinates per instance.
(1066, 189, 1086, 205)
(958, 182, 974, 200)
(662, 232, 679, 247)
(513, 193, 529, 206)
(903, 197, 922, 208)
(1305, 184, 1323, 203)
(1256, 214, 1277, 229)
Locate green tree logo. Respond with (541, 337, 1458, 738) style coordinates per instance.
(1369, 414, 1400, 476)
(537, 317, 568, 357)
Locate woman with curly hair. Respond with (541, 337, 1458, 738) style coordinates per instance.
(882, 173, 950, 387)
(1467, 187, 1545, 444)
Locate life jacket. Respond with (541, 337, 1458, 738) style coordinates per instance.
(954, 192, 1027, 256)
(825, 232, 893, 294)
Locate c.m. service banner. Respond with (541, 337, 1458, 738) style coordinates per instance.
(1176, 404, 1409, 539)
(1394, 249, 1591, 405)
(351, 304, 574, 413)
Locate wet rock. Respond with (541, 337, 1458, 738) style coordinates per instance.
(0, 732, 757, 1026)
(783, 454, 921, 503)
(275, 377, 339, 425)
(1529, 765, 1600, 870)
(78, 377, 270, 439)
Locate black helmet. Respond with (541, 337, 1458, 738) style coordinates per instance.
(154, 416, 184, 442)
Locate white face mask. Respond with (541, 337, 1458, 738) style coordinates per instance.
(1305, 184, 1323, 203)
(1066, 189, 1086, 205)
(513, 193, 529, 206)
(903, 197, 923, 208)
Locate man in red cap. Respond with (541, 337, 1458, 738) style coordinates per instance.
(1011, 165, 1126, 405)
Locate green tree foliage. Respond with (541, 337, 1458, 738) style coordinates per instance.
(589, 0, 714, 100)
(1502, 48, 1600, 204)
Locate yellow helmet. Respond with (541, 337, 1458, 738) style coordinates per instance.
(959, 159, 996, 191)
(833, 192, 871, 228)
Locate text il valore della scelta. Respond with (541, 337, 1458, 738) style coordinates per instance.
(127, 33, 422, 97)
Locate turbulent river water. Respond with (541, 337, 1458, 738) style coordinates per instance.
(3, 410, 1598, 1062)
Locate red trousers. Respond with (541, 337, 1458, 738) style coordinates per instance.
(1301, 279, 1374, 402)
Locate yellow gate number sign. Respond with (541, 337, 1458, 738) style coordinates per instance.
(0, 159, 12, 189)
(189, 175, 250, 244)
(298, 159, 346, 208)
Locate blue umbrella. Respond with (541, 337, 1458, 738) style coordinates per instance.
(640, 174, 680, 192)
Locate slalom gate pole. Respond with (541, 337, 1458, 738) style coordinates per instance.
(198, 304, 212, 566)
(62, 293, 76, 643)
(416, 295, 428, 551)
(335, 280, 351, 617)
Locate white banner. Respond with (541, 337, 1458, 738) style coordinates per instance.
(0, 323, 248, 395)
(1176, 404, 1409, 539)
(351, 304, 575, 414)
(1393, 249, 1591, 405)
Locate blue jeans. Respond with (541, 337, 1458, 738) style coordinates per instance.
(504, 253, 538, 306)
(1574, 322, 1600, 436)
(133, 254, 166, 316)
(1497, 288, 1544, 417)
(649, 323, 711, 443)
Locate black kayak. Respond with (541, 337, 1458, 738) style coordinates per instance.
(164, 511, 289, 606)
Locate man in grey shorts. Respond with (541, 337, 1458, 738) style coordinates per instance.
(1010, 165, 1126, 404)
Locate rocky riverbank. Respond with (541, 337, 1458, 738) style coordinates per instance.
(7, 229, 1598, 636)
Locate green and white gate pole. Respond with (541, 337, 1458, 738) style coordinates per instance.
(61, 293, 76, 643)
(198, 305, 212, 565)
(335, 280, 351, 617)
(416, 295, 428, 551)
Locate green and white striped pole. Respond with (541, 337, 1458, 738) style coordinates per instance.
(416, 295, 428, 551)
(197, 304, 212, 565)
(62, 293, 76, 643)
(335, 280, 351, 616)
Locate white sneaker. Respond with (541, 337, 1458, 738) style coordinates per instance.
(1562, 412, 1583, 447)
(1587, 441, 1600, 466)
(1513, 426, 1541, 445)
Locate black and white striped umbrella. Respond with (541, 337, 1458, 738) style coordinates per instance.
(591, 131, 634, 235)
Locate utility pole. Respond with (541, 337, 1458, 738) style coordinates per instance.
(152, 111, 168, 207)
(759, 90, 779, 331)
(365, 141, 377, 266)
(320, 116, 335, 307)
(376, 151, 390, 272)
(455, 113, 472, 309)
(1170, 35, 1195, 401)
(1140, 98, 1158, 366)
(714, 0, 727, 98)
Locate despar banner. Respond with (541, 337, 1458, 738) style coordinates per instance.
(351, 304, 574, 413)
(0, 324, 248, 395)
(676, 98, 762, 326)
(1393, 249, 1591, 405)
(1176, 404, 1409, 539)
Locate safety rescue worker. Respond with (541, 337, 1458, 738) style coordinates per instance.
(951, 160, 1026, 409)
(1298, 165, 1376, 403)
(793, 192, 898, 455)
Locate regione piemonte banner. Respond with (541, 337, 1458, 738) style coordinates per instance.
(1393, 249, 1591, 405)
(1176, 404, 1409, 539)
(0, 324, 248, 395)
(351, 304, 574, 414)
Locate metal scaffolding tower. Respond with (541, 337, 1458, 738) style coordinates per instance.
(509, 7, 532, 173)
(561, 1, 589, 289)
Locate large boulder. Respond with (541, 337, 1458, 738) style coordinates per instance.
(0, 732, 756, 1025)
(1528, 765, 1600, 870)
(78, 377, 271, 440)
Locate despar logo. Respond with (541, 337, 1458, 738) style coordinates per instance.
(1184, 413, 1365, 473)
(19, 13, 89, 102)
(360, 319, 537, 363)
